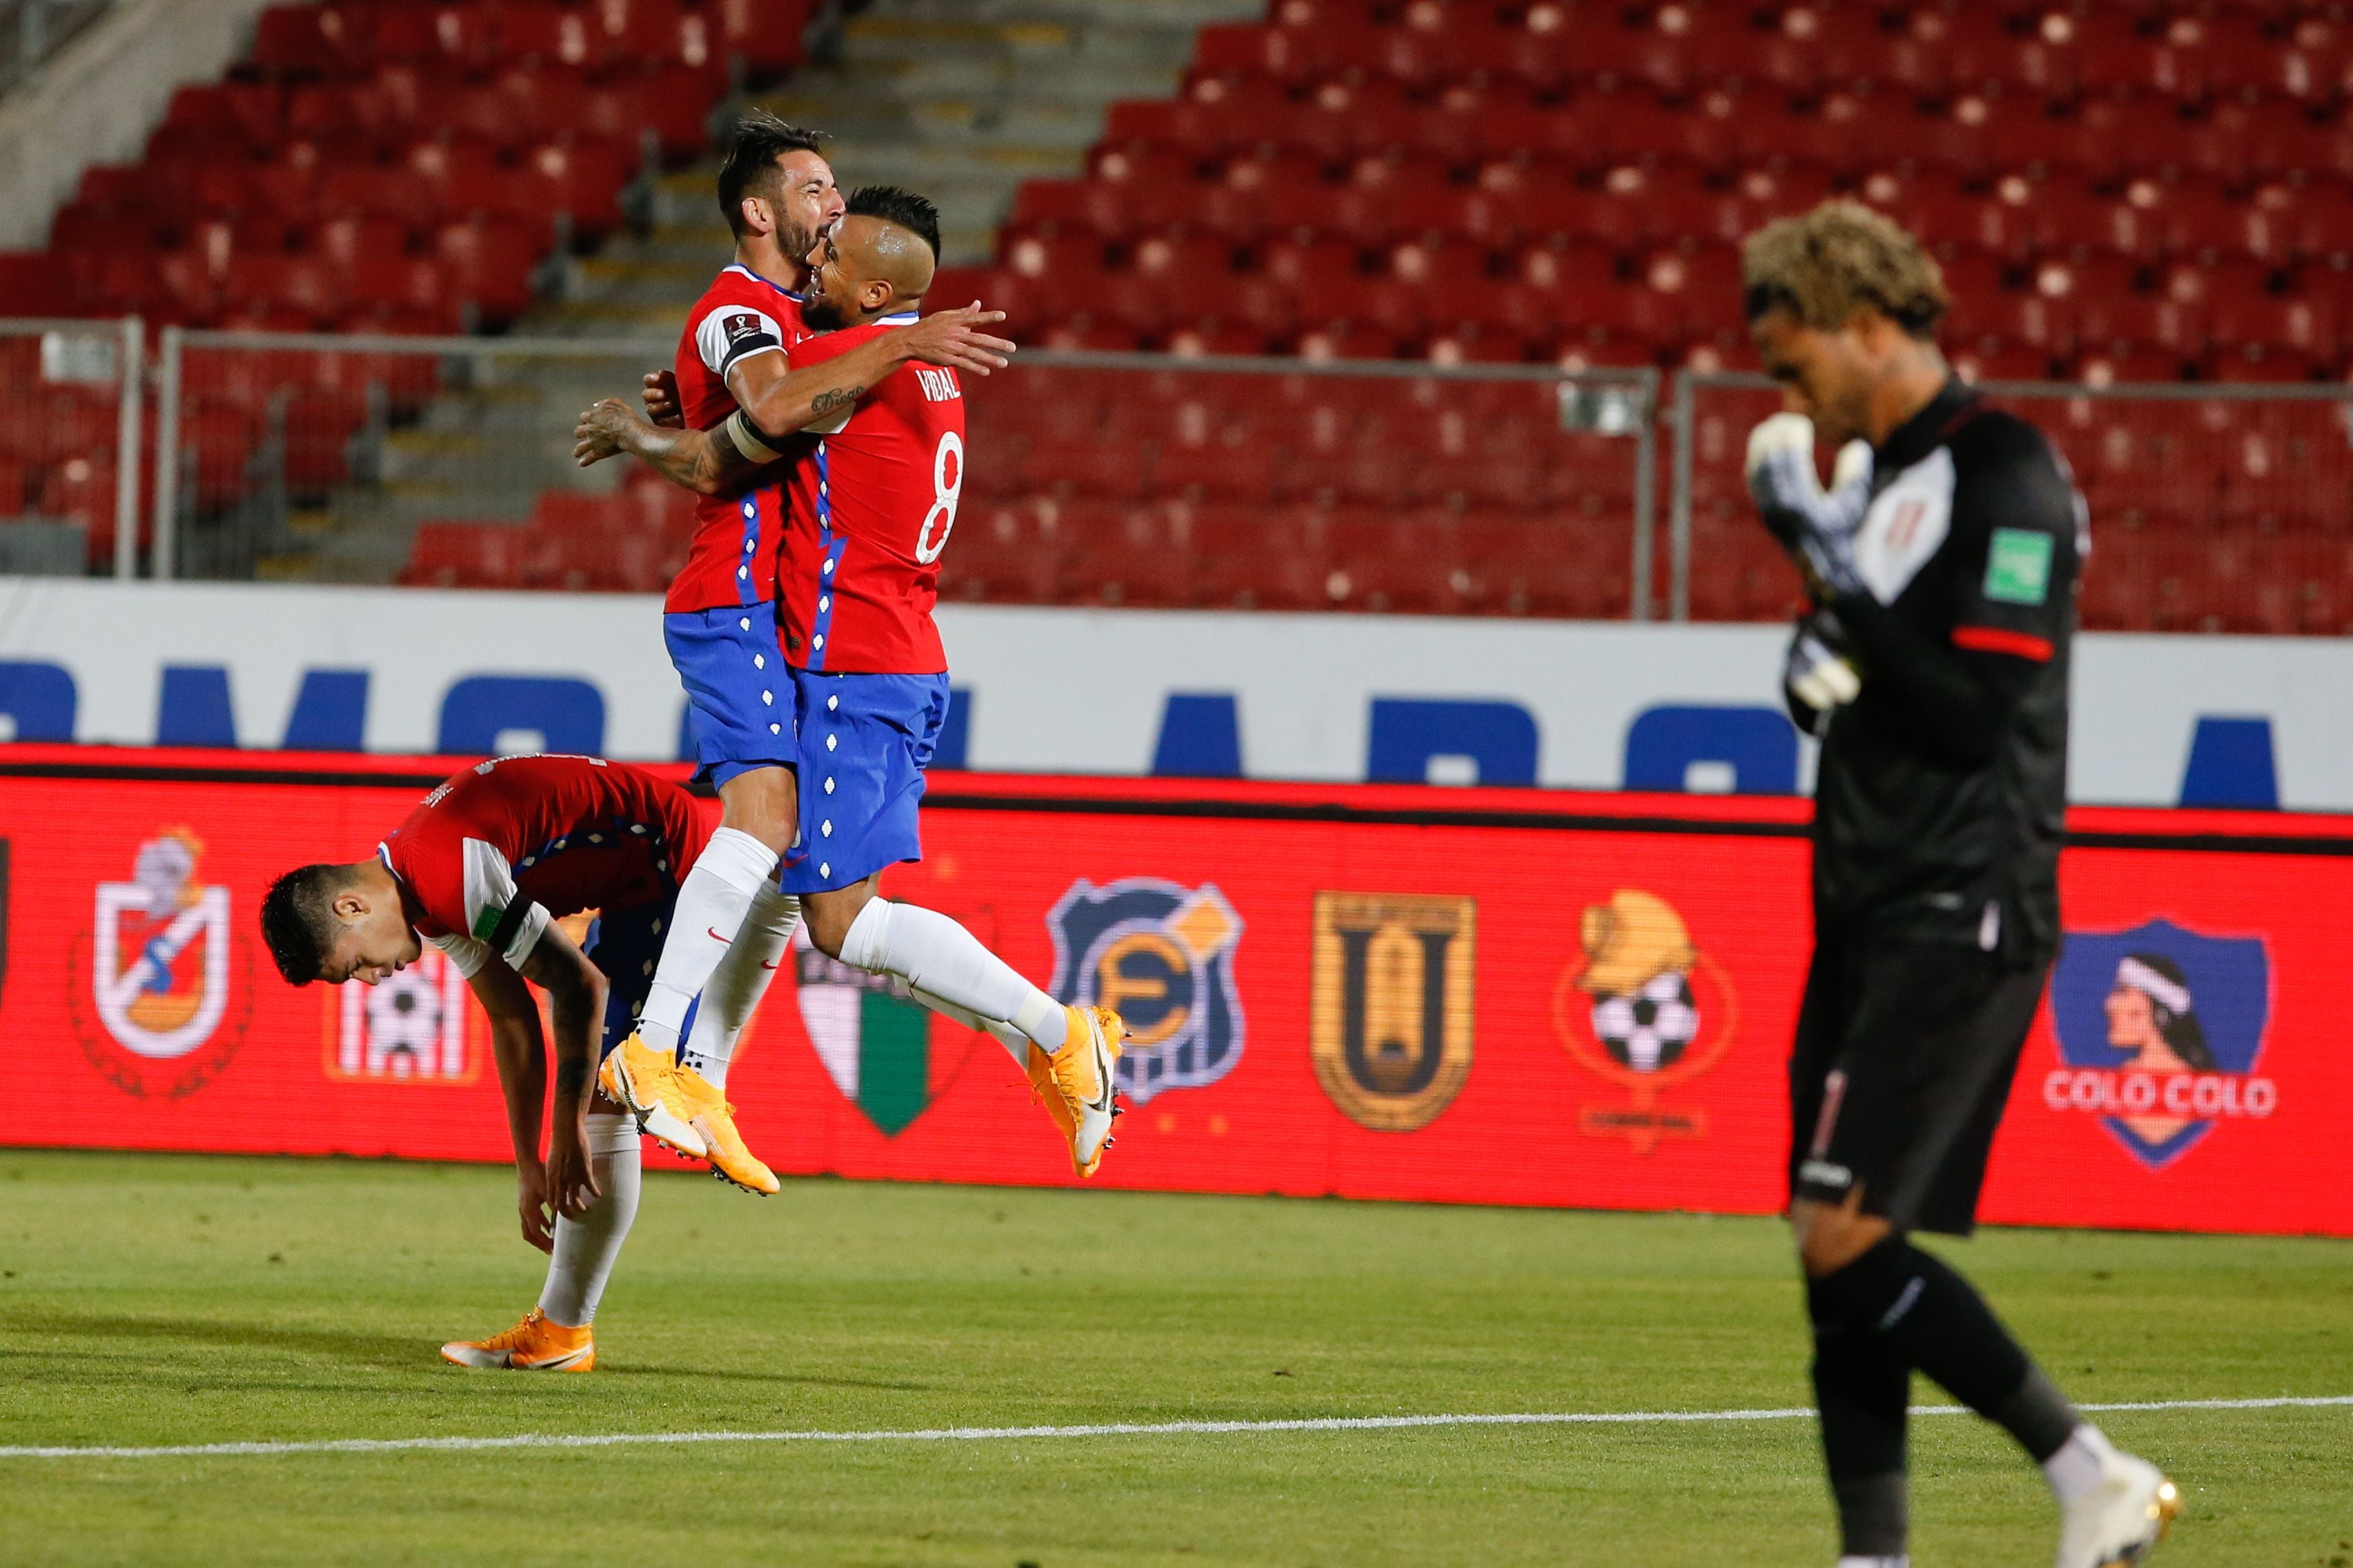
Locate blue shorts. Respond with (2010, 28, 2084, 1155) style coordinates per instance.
(579, 899, 693, 1061)
(665, 603, 796, 789)
(781, 668, 952, 895)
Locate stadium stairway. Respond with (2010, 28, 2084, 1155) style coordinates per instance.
(333, 0, 1261, 588)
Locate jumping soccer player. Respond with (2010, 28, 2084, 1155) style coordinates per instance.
(606, 112, 1016, 1195)
(1742, 201, 2178, 1568)
(259, 753, 799, 1371)
(573, 186, 1127, 1178)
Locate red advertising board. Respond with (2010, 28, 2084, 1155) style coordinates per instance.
(6, 747, 2350, 1235)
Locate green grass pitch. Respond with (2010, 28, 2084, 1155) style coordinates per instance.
(1, 1150, 2349, 1567)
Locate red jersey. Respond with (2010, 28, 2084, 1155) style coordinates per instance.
(777, 316, 965, 673)
(380, 755, 708, 978)
(665, 264, 812, 615)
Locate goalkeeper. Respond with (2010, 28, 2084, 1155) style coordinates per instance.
(1740, 201, 2178, 1568)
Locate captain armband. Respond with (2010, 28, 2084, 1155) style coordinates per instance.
(723, 408, 784, 465)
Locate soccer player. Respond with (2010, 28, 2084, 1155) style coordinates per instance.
(604, 112, 1016, 1195)
(573, 187, 1128, 1179)
(1740, 201, 2178, 1568)
(259, 753, 799, 1371)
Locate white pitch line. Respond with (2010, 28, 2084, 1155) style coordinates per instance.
(3, 1394, 2347, 1462)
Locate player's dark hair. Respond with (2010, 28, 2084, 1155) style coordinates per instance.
(717, 112, 828, 238)
(261, 864, 355, 986)
(846, 184, 942, 261)
(2124, 951, 2216, 1071)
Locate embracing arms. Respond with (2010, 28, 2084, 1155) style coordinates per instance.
(573, 302, 1014, 494)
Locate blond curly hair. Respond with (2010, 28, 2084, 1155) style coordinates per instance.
(1741, 200, 1949, 338)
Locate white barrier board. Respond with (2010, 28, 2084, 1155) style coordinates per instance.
(0, 578, 2342, 810)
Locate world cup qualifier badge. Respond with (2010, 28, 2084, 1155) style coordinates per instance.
(798, 913, 994, 1136)
(1551, 889, 1737, 1154)
(1310, 892, 1475, 1133)
(1047, 878, 1244, 1106)
(2043, 918, 2276, 1171)
(67, 831, 250, 1100)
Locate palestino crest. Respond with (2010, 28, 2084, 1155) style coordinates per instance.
(2045, 919, 2274, 1171)
(1310, 892, 1475, 1132)
(324, 946, 481, 1083)
(799, 913, 992, 1136)
(1048, 878, 1244, 1105)
(1553, 889, 1737, 1153)
(69, 831, 249, 1099)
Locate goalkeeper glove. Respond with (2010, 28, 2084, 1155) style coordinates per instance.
(1745, 413, 1873, 602)
(1784, 609, 1862, 737)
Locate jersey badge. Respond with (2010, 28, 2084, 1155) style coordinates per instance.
(2042, 918, 2275, 1171)
(69, 830, 248, 1099)
(1552, 889, 1737, 1153)
(1309, 892, 1475, 1132)
(1047, 878, 1244, 1105)
(1984, 526, 2056, 604)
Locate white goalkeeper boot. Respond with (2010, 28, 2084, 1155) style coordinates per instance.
(2052, 1428, 2180, 1568)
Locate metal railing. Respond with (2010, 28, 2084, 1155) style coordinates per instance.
(144, 331, 1665, 615)
(153, 328, 683, 585)
(0, 0, 115, 93)
(8, 316, 2348, 635)
(1667, 370, 2353, 635)
(0, 314, 141, 577)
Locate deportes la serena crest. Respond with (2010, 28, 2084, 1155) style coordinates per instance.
(70, 830, 250, 1099)
(1553, 889, 1736, 1153)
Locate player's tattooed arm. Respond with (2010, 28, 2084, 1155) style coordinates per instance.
(574, 397, 760, 495)
(466, 957, 558, 1251)
(520, 925, 609, 1222)
(724, 302, 1014, 440)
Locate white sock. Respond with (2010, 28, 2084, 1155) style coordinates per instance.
(2042, 1424, 2115, 1505)
(1834, 1557, 1909, 1568)
(636, 826, 778, 1054)
(680, 884, 799, 1089)
(909, 983, 1033, 1069)
(536, 1111, 641, 1329)
(838, 900, 1069, 1053)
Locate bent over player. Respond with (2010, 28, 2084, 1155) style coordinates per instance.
(607, 114, 1016, 1195)
(1741, 201, 2177, 1568)
(260, 754, 799, 1371)
(575, 186, 1127, 1178)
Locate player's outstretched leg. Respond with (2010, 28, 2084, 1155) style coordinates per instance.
(818, 892, 1125, 1175)
(1809, 1234, 2178, 1568)
(667, 882, 800, 1195)
(441, 1109, 642, 1371)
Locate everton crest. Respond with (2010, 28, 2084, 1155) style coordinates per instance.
(69, 831, 248, 1099)
(1048, 878, 1245, 1105)
(1553, 889, 1736, 1153)
(1310, 892, 1475, 1132)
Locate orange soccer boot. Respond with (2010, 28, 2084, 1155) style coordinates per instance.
(596, 1032, 709, 1160)
(439, 1308, 595, 1372)
(1025, 1004, 1126, 1178)
(670, 1065, 779, 1196)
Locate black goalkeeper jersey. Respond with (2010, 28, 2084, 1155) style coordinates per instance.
(1812, 378, 2085, 957)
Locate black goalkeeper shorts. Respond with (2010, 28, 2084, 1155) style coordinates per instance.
(1786, 931, 2051, 1237)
